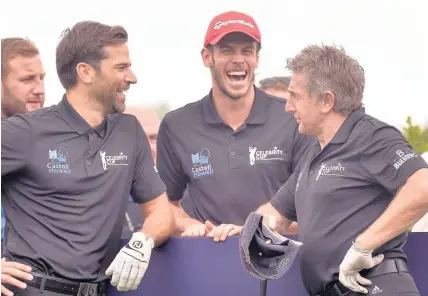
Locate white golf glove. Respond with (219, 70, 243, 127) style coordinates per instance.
(339, 242, 384, 294)
(106, 232, 154, 291)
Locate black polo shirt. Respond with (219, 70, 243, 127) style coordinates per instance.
(1, 97, 165, 281)
(270, 108, 428, 296)
(157, 87, 314, 225)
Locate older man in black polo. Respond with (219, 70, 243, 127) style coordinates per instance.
(256, 44, 428, 296)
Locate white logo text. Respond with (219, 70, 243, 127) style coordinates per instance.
(214, 20, 254, 30)
(393, 150, 416, 170)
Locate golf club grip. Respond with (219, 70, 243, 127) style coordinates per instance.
(260, 279, 267, 296)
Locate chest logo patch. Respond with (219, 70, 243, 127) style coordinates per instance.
(100, 151, 129, 171)
(47, 147, 71, 175)
(249, 146, 284, 166)
(191, 148, 214, 178)
(316, 162, 346, 181)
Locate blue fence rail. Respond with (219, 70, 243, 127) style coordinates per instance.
(108, 233, 428, 296)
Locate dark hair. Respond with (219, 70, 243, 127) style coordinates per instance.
(56, 21, 128, 90)
(1, 37, 39, 80)
(206, 32, 262, 53)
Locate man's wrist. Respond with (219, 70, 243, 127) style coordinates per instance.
(352, 240, 372, 254)
(130, 232, 154, 250)
(354, 234, 375, 252)
(146, 236, 154, 249)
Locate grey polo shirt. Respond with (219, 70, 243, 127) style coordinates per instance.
(270, 108, 428, 296)
(1, 97, 165, 281)
(157, 87, 314, 225)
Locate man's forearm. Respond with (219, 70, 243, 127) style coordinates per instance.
(170, 201, 203, 233)
(140, 199, 175, 247)
(356, 169, 428, 250)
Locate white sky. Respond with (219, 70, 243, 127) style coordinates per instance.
(1, 0, 427, 128)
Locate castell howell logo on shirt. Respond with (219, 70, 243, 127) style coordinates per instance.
(47, 147, 71, 175)
(99, 151, 129, 171)
(249, 146, 284, 166)
(191, 148, 214, 178)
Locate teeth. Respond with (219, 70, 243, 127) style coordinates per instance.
(227, 71, 246, 76)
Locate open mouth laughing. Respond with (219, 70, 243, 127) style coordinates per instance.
(226, 71, 247, 82)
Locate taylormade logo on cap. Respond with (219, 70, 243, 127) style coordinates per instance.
(214, 20, 255, 30)
(203, 11, 261, 47)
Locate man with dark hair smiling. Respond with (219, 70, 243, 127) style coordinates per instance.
(156, 11, 312, 241)
(1, 21, 174, 296)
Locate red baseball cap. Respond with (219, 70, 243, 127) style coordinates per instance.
(203, 11, 261, 47)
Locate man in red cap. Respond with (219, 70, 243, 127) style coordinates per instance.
(156, 11, 310, 241)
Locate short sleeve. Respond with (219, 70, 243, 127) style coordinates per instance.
(130, 119, 166, 203)
(156, 118, 189, 201)
(361, 126, 428, 195)
(1, 116, 31, 176)
(291, 127, 314, 172)
(270, 170, 300, 222)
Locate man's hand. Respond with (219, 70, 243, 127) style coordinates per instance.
(261, 215, 278, 231)
(181, 223, 208, 237)
(1, 258, 33, 296)
(339, 243, 384, 294)
(205, 221, 242, 242)
(106, 232, 153, 292)
(256, 203, 292, 235)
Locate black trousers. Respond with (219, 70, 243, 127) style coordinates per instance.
(3, 273, 107, 296)
(4, 284, 68, 296)
(345, 272, 420, 296)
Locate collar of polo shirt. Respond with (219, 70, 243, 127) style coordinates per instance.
(202, 86, 269, 125)
(327, 108, 366, 145)
(57, 95, 108, 137)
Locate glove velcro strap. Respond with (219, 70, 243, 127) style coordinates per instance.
(352, 241, 372, 254)
(127, 232, 154, 251)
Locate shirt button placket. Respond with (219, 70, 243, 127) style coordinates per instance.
(86, 130, 95, 173)
(229, 132, 241, 169)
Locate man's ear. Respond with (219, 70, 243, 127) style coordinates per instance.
(320, 91, 335, 114)
(201, 47, 213, 68)
(76, 62, 96, 84)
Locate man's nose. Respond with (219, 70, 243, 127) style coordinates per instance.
(285, 99, 295, 113)
(126, 70, 137, 85)
(231, 53, 245, 64)
(33, 79, 45, 96)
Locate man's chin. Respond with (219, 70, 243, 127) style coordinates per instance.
(225, 86, 252, 100)
(26, 105, 42, 112)
(113, 103, 126, 114)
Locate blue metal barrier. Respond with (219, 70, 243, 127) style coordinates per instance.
(108, 233, 428, 296)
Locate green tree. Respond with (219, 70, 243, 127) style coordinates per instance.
(401, 116, 428, 154)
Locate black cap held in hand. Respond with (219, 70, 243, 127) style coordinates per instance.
(239, 212, 302, 280)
